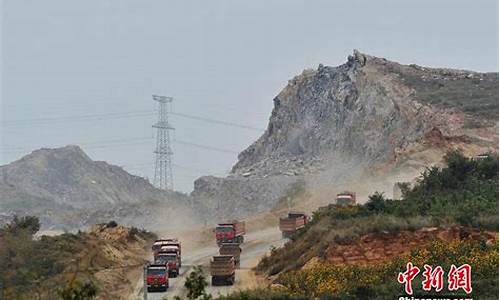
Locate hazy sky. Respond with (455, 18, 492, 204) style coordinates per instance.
(1, 0, 498, 192)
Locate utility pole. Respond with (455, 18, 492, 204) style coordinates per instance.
(152, 95, 174, 190)
(143, 264, 148, 300)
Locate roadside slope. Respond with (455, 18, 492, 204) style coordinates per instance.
(0, 218, 156, 300)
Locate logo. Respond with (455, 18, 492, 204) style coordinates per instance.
(398, 263, 472, 295)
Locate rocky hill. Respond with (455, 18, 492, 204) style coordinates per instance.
(192, 50, 498, 219)
(0, 145, 196, 230)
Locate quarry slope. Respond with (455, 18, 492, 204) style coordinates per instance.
(192, 50, 498, 220)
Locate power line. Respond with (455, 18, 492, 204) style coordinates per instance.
(0, 138, 240, 156)
(122, 162, 227, 177)
(0, 137, 154, 153)
(2, 110, 154, 126)
(2, 110, 266, 132)
(169, 112, 265, 131)
(173, 139, 239, 154)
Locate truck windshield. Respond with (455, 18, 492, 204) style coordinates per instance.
(216, 226, 233, 232)
(156, 255, 177, 263)
(147, 268, 166, 275)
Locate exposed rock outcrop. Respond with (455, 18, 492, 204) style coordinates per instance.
(192, 50, 498, 220)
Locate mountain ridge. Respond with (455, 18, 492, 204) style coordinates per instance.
(0, 145, 196, 230)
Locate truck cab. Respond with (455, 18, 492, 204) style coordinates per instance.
(146, 264, 168, 292)
(152, 238, 181, 259)
(215, 221, 245, 245)
(215, 225, 236, 243)
(155, 252, 180, 277)
(152, 239, 174, 257)
(159, 245, 181, 266)
(336, 192, 356, 206)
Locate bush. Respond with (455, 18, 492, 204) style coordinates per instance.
(217, 289, 308, 300)
(185, 266, 211, 300)
(58, 280, 98, 300)
(3, 215, 40, 235)
(106, 220, 118, 228)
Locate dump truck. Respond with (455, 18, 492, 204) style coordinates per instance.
(336, 192, 356, 206)
(219, 243, 242, 267)
(159, 245, 182, 267)
(215, 220, 246, 245)
(146, 264, 169, 292)
(279, 212, 308, 238)
(152, 239, 181, 262)
(210, 255, 235, 286)
(155, 251, 180, 277)
(152, 240, 168, 257)
(164, 239, 181, 258)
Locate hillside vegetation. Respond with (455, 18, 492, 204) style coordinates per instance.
(0, 217, 155, 299)
(252, 151, 498, 299)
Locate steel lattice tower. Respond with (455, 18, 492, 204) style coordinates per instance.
(152, 95, 174, 190)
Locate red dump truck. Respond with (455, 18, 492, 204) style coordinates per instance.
(279, 212, 308, 238)
(155, 251, 180, 277)
(152, 239, 181, 261)
(215, 220, 246, 246)
(210, 255, 236, 286)
(146, 264, 169, 292)
(336, 192, 356, 206)
(219, 243, 242, 267)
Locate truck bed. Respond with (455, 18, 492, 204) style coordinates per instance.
(219, 243, 241, 264)
(279, 216, 306, 232)
(210, 255, 235, 276)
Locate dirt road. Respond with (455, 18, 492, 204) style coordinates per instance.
(130, 227, 284, 299)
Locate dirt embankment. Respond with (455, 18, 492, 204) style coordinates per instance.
(75, 224, 156, 300)
(323, 226, 497, 266)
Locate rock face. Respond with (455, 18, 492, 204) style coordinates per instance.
(0, 145, 196, 230)
(192, 50, 498, 219)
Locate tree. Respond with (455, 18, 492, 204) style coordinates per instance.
(5, 215, 40, 235)
(184, 266, 211, 300)
(366, 192, 386, 212)
(57, 280, 98, 300)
